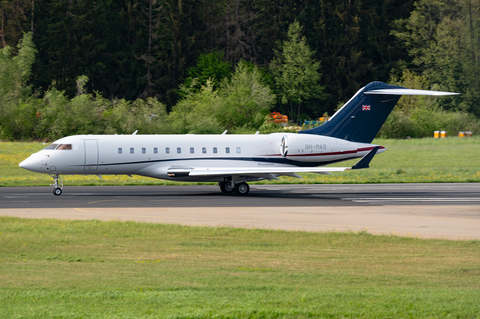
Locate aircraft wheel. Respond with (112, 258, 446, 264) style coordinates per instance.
(235, 182, 250, 195)
(220, 181, 235, 194)
(53, 188, 62, 196)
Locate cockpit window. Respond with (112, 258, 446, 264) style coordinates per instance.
(44, 143, 72, 150)
(56, 144, 72, 150)
(43, 144, 58, 150)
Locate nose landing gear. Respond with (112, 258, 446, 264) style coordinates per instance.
(49, 174, 63, 196)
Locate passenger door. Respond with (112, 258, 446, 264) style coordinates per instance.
(84, 140, 98, 171)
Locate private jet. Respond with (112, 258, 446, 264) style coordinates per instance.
(19, 81, 459, 195)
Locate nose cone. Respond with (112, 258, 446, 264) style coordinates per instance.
(19, 158, 28, 169)
(19, 157, 38, 172)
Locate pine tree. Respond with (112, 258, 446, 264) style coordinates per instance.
(32, 0, 124, 97)
(182, 50, 233, 93)
(393, 0, 480, 115)
(136, 0, 169, 98)
(270, 21, 325, 123)
(0, 0, 30, 48)
(208, 0, 258, 66)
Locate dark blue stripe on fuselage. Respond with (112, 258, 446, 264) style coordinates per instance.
(71, 155, 362, 168)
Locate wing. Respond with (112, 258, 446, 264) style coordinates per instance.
(168, 147, 379, 179)
(187, 166, 349, 177)
(167, 166, 347, 181)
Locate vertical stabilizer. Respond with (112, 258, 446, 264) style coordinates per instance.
(299, 82, 402, 143)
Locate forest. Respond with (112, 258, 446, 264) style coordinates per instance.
(1, 0, 480, 140)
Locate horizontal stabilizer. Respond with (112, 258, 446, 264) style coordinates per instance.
(365, 88, 460, 96)
(299, 81, 460, 143)
(350, 146, 379, 170)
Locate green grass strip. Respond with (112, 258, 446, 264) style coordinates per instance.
(0, 217, 479, 317)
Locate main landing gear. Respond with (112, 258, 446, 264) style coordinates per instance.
(49, 174, 63, 196)
(219, 181, 250, 195)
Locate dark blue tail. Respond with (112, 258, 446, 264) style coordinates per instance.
(299, 81, 404, 143)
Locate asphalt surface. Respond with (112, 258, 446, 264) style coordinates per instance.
(1, 183, 480, 208)
(1, 184, 479, 239)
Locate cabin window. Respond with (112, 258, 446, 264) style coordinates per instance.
(118, 148, 122, 154)
(166, 147, 170, 154)
(130, 148, 134, 154)
(154, 148, 158, 154)
(236, 147, 241, 154)
(226, 147, 230, 154)
(213, 147, 217, 154)
(202, 147, 207, 154)
(142, 147, 146, 154)
(43, 144, 58, 150)
(190, 147, 194, 154)
(177, 147, 181, 154)
(56, 144, 72, 150)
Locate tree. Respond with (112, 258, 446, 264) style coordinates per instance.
(168, 79, 223, 134)
(204, 0, 258, 66)
(160, 0, 209, 106)
(389, 69, 432, 114)
(224, 0, 257, 65)
(0, 0, 30, 49)
(393, 0, 480, 115)
(0, 0, 416, 120)
(269, 21, 325, 123)
(136, 0, 169, 99)
(170, 60, 275, 132)
(216, 60, 275, 128)
(32, 0, 132, 98)
(0, 31, 37, 140)
(0, 31, 35, 103)
(182, 50, 233, 93)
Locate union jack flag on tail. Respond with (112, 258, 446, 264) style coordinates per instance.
(362, 105, 371, 111)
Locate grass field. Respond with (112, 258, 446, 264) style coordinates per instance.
(0, 217, 479, 318)
(2, 137, 480, 187)
(2, 138, 480, 317)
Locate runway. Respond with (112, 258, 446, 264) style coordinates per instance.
(1, 183, 480, 239)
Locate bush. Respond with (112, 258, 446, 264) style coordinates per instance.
(0, 98, 42, 141)
(378, 108, 480, 138)
(412, 108, 480, 137)
(168, 80, 223, 134)
(377, 111, 419, 139)
(34, 88, 108, 140)
(215, 61, 276, 129)
(104, 97, 169, 135)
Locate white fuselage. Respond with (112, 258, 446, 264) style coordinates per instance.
(19, 133, 383, 182)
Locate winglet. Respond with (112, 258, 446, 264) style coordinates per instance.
(351, 146, 380, 170)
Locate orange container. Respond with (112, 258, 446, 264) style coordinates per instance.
(434, 131, 440, 138)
